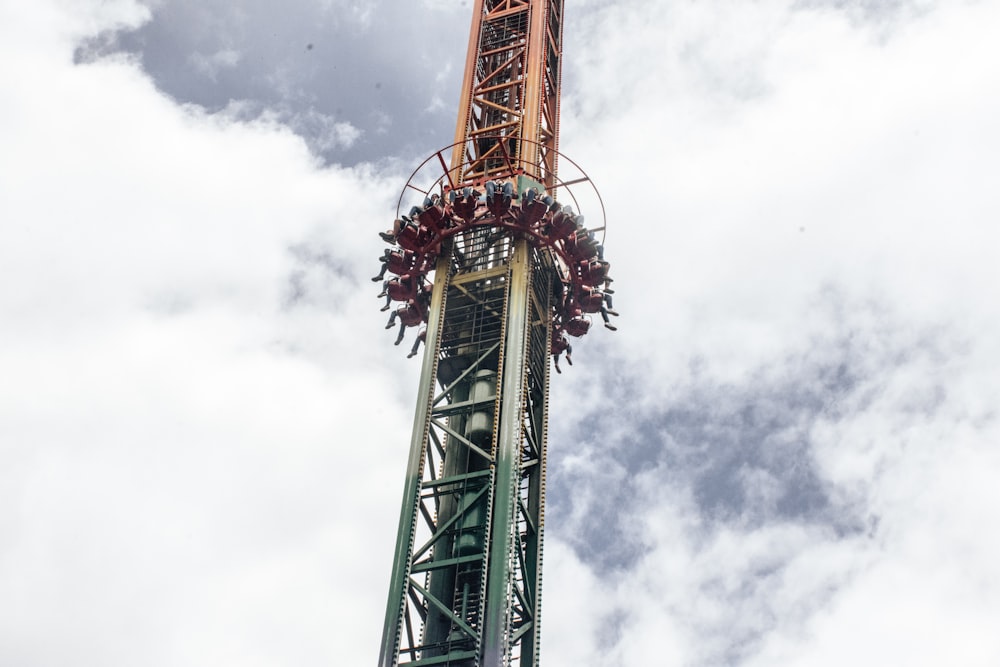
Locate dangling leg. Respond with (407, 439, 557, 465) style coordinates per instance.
(601, 306, 617, 331)
(407, 328, 426, 359)
(394, 324, 406, 346)
(604, 292, 618, 316)
(385, 311, 397, 329)
(380, 218, 405, 243)
(372, 261, 388, 282)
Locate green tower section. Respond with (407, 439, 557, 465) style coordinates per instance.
(379, 230, 554, 667)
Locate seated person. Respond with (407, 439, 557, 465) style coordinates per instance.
(451, 186, 480, 221)
(396, 220, 435, 253)
(485, 180, 514, 217)
(417, 194, 446, 230)
(378, 275, 420, 311)
(577, 258, 611, 288)
(567, 225, 602, 262)
(551, 330, 573, 374)
(407, 193, 439, 220)
(379, 216, 411, 243)
(545, 206, 577, 242)
(371, 248, 417, 282)
(576, 285, 618, 331)
(516, 187, 549, 229)
(563, 316, 591, 338)
(385, 292, 429, 346)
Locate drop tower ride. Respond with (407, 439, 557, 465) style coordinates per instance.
(377, 1, 612, 665)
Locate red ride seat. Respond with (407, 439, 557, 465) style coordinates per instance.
(386, 249, 417, 276)
(418, 204, 445, 230)
(567, 231, 600, 263)
(551, 334, 571, 355)
(386, 277, 416, 302)
(548, 210, 575, 241)
(397, 223, 435, 253)
(517, 199, 548, 229)
(579, 260, 609, 287)
(398, 300, 426, 327)
(453, 196, 477, 221)
(564, 316, 591, 338)
(396, 224, 420, 252)
(578, 289, 605, 314)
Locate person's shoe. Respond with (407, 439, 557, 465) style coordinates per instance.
(377, 291, 387, 298)
(604, 288, 615, 294)
(385, 322, 395, 329)
(407, 351, 417, 358)
(380, 304, 390, 312)
(604, 323, 617, 331)
(372, 276, 383, 282)
(379, 231, 395, 243)
(607, 309, 619, 317)
(394, 338, 403, 346)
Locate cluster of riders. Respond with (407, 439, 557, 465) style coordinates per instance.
(375, 179, 617, 369)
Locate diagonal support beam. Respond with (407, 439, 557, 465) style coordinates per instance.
(433, 342, 502, 407)
(410, 579, 478, 641)
(412, 484, 490, 562)
(430, 418, 495, 463)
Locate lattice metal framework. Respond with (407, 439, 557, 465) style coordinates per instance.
(378, 1, 569, 666)
(450, 0, 564, 189)
(377, 237, 553, 667)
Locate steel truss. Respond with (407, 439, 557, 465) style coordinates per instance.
(380, 1, 568, 665)
(379, 232, 553, 667)
(451, 0, 564, 188)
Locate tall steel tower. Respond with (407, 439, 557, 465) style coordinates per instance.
(376, 1, 613, 665)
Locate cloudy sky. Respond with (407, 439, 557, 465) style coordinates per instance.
(3, 0, 1000, 665)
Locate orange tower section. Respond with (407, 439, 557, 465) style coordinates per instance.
(449, 0, 564, 190)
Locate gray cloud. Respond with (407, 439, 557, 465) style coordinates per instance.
(546, 293, 918, 573)
(79, 0, 473, 165)
(544, 297, 981, 664)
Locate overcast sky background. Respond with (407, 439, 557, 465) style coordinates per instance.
(2, 0, 1000, 665)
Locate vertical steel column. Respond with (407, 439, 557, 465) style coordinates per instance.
(481, 240, 532, 666)
(378, 257, 452, 667)
(451, 0, 488, 174)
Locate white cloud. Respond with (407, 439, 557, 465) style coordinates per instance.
(0, 2, 409, 664)
(2, 0, 1000, 665)
(540, 0, 1000, 664)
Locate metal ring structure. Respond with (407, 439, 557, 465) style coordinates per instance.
(380, 137, 613, 349)
(394, 136, 607, 246)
